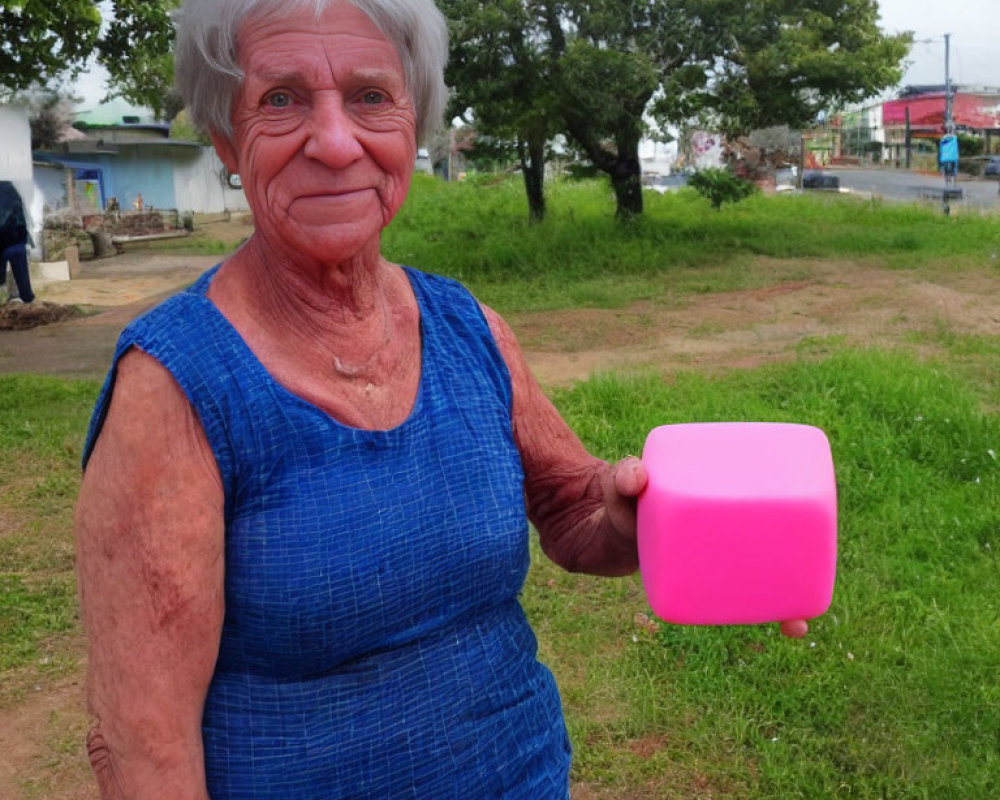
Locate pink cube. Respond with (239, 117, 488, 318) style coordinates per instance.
(637, 422, 837, 625)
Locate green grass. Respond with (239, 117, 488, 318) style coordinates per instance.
(382, 175, 1000, 312)
(523, 350, 1000, 798)
(0, 376, 98, 697)
(5, 351, 998, 795)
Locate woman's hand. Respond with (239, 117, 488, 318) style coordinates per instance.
(599, 455, 648, 550)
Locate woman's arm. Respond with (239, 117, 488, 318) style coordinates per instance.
(482, 306, 645, 577)
(484, 306, 810, 637)
(75, 349, 226, 799)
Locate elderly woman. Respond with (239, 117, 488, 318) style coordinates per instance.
(75, 0, 804, 797)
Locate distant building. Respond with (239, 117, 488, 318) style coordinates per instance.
(820, 86, 1000, 170)
(881, 86, 1000, 164)
(73, 96, 163, 129)
(33, 99, 249, 217)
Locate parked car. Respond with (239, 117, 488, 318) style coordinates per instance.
(802, 171, 840, 191)
(984, 156, 1000, 177)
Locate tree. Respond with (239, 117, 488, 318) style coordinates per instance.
(683, 0, 911, 136)
(442, 0, 564, 221)
(98, 0, 182, 119)
(0, 1, 101, 95)
(687, 167, 758, 210)
(27, 90, 80, 150)
(556, 0, 703, 218)
(0, 1, 180, 119)
(445, 0, 910, 219)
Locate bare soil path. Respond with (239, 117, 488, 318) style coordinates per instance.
(1, 247, 998, 800)
(515, 258, 1000, 386)
(0, 251, 219, 379)
(4, 254, 999, 384)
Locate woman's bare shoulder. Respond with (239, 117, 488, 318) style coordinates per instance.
(81, 346, 223, 513)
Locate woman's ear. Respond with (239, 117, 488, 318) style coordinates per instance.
(210, 130, 239, 175)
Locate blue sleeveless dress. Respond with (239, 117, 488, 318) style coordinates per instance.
(83, 265, 571, 799)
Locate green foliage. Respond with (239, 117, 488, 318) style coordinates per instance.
(441, 0, 911, 218)
(441, 0, 564, 220)
(169, 108, 211, 145)
(956, 133, 985, 158)
(0, 0, 101, 95)
(0, 375, 98, 681)
(687, 168, 759, 210)
(0, 0, 179, 117)
(531, 350, 1000, 796)
(690, 0, 912, 135)
(384, 176, 1000, 313)
(97, 0, 182, 118)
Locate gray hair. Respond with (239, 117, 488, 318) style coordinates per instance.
(173, 0, 449, 144)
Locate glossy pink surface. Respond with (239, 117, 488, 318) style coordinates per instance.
(637, 423, 837, 625)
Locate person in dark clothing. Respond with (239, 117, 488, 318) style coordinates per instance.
(0, 182, 35, 304)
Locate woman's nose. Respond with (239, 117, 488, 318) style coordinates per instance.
(302, 94, 365, 167)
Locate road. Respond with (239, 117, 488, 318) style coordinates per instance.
(823, 168, 1000, 210)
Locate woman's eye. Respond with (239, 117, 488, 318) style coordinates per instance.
(361, 90, 387, 105)
(265, 92, 292, 108)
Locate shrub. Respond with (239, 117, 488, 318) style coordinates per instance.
(688, 168, 759, 210)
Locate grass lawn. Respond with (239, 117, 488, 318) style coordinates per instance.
(530, 350, 1000, 798)
(384, 175, 1000, 313)
(2, 182, 999, 798)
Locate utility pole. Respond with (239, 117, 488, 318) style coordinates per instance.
(941, 33, 959, 212)
(944, 33, 954, 136)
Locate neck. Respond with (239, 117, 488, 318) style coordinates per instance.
(209, 233, 405, 377)
(236, 233, 388, 322)
(206, 232, 422, 428)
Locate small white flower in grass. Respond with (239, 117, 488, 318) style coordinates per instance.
(988, 449, 997, 462)
(846, 652, 855, 661)
(810, 642, 817, 648)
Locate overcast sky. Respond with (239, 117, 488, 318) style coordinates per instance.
(74, 0, 1000, 110)
(876, 0, 998, 88)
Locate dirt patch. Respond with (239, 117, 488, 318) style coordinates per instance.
(0, 253, 220, 380)
(0, 677, 92, 800)
(0, 302, 84, 331)
(515, 260, 1000, 386)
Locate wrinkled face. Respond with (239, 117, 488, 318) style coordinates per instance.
(214, 1, 416, 264)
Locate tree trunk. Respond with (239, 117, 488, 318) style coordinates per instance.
(563, 122, 644, 219)
(518, 135, 546, 223)
(89, 230, 116, 258)
(610, 150, 643, 219)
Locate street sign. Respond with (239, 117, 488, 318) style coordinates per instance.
(939, 134, 959, 164)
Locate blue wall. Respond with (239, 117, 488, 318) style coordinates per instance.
(36, 144, 200, 212)
(98, 145, 181, 211)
